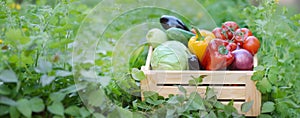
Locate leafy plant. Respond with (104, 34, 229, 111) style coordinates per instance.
(244, 0, 300, 117)
(0, 0, 95, 117)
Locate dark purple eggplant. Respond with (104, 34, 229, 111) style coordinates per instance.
(188, 55, 202, 70)
(160, 15, 190, 31)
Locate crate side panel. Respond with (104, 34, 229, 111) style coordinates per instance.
(156, 86, 246, 100)
(148, 72, 249, 85)
(245, 75, 261, 116)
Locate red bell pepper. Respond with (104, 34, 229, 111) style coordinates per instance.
(201, 39, 234, 70)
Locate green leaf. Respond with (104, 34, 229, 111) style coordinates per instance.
(93, 113, 105, 118)
(10, 106, 20, 118)
(88, 89, 105, 106)
(0, 96, 17, 106)
(254, 65, 265, 71)
(241, 101, 254, 112)
(205, 87, 217, 100)
(176, 94, 185, 103)
(224, 104, 238, 117)
(205, 111, 217, 118)
(256, 77, 273, 94)
(5, 29, 30, 46)
(29, 97, 45, 112)
(50, 92, 66, 102)
(227, 100, 234, 106)
(267, 73, 277, 85)
(0, 70, 18, 83)
(281, 99, 300, 108)
(187, 92, 206, 111)
(55, 70, 72, 77)
(107, 107, 132, 118)
(178, 85, 187, 94)
(133, 112, 146, 118)
(131, 68, 145, 81)
(0, 84, 11, 95)
(65, 105, 80, 116)
(53, 115, 64, 118)
(213, 101, 225, 110)
(40, 74, 56, 87)
(251, 71, 265, 81)
(0, 105, 9, 116)
(143, 91, 158, 98)
(189, 75, 205, 85)
(79, 107, 91, 117)
(59, 83, 87, 94)
(166, 105, 176, 117)
(167, 96, 179, 104)
(35, 60, 53, 73)
(258, 114, 273, 118)
(16, 99, 32, 118)
(98, 76, 111, 87)
(146, 99, 164, 106)
(47, 102, 64, 116)
(261, 101, 275, 113)
(8, 55, 19, 64)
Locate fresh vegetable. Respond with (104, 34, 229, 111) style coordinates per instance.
(221, 21, 239, 40)
(160, 15, 190, 31)
(129, 44, 148, 69)
(229, 49, 253, 70)
(212, 27, 226, 40)
(151, 41, 190, 70)
(166, 27, 195, 46)
(242, 36, 260, 55)
(188, 55, 202, 70)
(188, 28, 215, 61)
(234, 28, 253, 45)
(146, 28, 168, 48)
(225, 42, 237, 52)
(201, 39, 234, 70)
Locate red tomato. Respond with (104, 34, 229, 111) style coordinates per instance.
(226, 42, 237, 52)
(242, 36, 260, 55)
(212, 27, 226, 40)
(234, 28, 253, 44)
(222, 21, 240, 40)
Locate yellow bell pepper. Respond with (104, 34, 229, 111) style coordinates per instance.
(188, 28, 215, 61)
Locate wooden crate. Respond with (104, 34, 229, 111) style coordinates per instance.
(140, 46, 261, 116)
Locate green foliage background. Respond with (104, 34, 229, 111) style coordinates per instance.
(0, 0, 299, 117)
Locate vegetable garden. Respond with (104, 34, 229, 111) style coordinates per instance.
(0, 0, 299, 117)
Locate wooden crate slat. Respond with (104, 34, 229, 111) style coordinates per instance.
(148, 86, 245, 100)
(147, 72, 251, 85)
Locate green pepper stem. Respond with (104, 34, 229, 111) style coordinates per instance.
(218, 45, 229, 55)
(193, 27, 204, 41)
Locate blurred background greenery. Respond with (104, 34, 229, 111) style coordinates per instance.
(0, 0, 299, 117)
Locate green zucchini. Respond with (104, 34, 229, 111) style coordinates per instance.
(166, 27, 195, 46)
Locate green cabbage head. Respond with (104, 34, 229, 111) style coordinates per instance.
(151, 41, 190, 70)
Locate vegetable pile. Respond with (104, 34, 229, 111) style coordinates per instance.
(148, 15, 261, 71)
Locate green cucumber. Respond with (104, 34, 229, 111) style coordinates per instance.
(166, 27, 195, 46)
